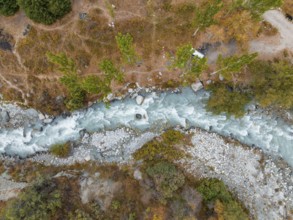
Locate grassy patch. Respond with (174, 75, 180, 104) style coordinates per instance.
(50, 142, 71, 158)
(133, 130, 186, 162)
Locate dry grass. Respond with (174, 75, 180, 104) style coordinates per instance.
(0, 0, 272, 113)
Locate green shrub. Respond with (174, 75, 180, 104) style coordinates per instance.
(173, 44, 207, 82)
(0, 0, 19, 16)
(99, 59, 124, 83)
(1, 178, 62, 219)
(17, 0, 71, 25)
(197, 178, 249, 220)
(207, 83, 251, 118)
(50, 142, 71, 158)
(249, 60, 293, 109)
(161, 129, 185, 145)
(197, 178, 233, 203)
(146, 161, 185, 199)
(115, 33, 138, 64)
(133, 130, 185, 162)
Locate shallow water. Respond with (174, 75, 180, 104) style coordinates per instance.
(0, 88, 292, 166)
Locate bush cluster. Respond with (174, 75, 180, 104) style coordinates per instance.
(0, 0, 71, 24)
(146, 161, 185, 200)
(197, 178, 249, 220)
(133, 130, 185, 162)
(0, 0, 19, 16)
(50, 142, 71, 158)
(18, 0, 71, 25)
(1, 178, 62, 219)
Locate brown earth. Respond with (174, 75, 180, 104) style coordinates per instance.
(0, 0, 291, 114)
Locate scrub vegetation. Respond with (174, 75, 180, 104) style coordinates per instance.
(47, 52, 124, 110)
(50, 142, 71, 158)
(0, 131, 249, 220)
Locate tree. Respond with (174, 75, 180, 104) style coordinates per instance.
(47, 52, 86, 110)
(146, 161, 185, 199)
(81, 75, 112, 101)
(99, 59, 124, 83)
(207, 83, 251, 118)
(17, 0, 71, 25)
(215, 53, 258, 82)
(115, 33, 138, 64)
(193, 0, 223, 36)
(1, 178, 62, 219)
(173, 43, 207, 82)
(249, 60, 293, 109)
(0, 0, 19, 16)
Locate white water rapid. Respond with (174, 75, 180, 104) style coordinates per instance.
(0, 88, 292, 166)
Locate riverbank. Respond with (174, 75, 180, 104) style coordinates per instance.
(0, 127, 292, 219)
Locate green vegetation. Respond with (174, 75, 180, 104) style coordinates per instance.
(173, 44, 208, 83)
(47, 52, 86, 110)
(207, 84, 251, 118)
(0, 0, 19, 16)
(133, 130, 185, 162)
(193, 0, 223, 34)
(146, 161, 185, 200)
(243, 0, 283, 19)
(215, 53, 258, 81)
(99, 59, 124, 83)
(0, 132, 251, 220)
(197, 178, 249, 220)
(249, 60, 293, 109)
(1, 178, 62, 219)
(17, 0, 71, 25)
(47, 52, 124, 111)
(50, 142, 71, 158)
(205, 53, 257, 117)
(115, 33, 138, 64)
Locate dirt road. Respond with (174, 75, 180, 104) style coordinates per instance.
(250, 10, 293, 55)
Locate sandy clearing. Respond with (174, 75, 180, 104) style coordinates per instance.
(250, 10, 293, 55)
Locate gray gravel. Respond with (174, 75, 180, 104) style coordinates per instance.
(180, 129, 293, 220)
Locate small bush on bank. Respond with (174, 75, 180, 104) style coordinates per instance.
(133, 130, 185, 162)
(207, 83, 251, 118)
(50, 142, 71, 158)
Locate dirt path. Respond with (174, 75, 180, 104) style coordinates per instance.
(250, 10, 293, 55)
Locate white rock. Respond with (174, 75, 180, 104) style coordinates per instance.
(133, 169, 142, 180)
(191, 82, 203, 92)
(38, 113, 45, 120)
(136, 95, 144, 105)
(107, 93, 113, 100)
(85, 155, 91, 161)
(43, 118, 53, 124)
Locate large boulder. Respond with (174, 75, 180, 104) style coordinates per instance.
(191, 82, 203, 93)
